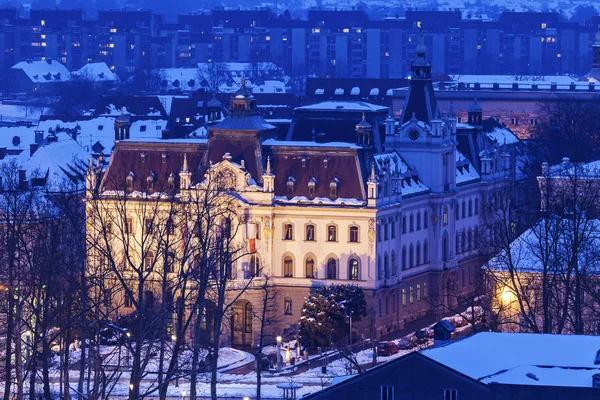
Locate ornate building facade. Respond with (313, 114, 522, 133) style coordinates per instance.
(86, 34, 514, 346)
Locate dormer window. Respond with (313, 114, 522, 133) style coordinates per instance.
(308, 178, 316, 198)
(330, 178, 338, 198)
(286, 176, 295, 196)
(126, 171, 135, 192)
(140, 125, 147, 132)
(162, 153, 168, 163)
(98, 125, 104, 131)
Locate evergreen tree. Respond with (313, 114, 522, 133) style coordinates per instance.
(299, 285, 367, 348)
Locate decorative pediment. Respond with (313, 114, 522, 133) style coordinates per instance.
(204, 157, 255, 192)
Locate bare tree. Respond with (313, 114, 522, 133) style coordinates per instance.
(197, 62, 229, 93)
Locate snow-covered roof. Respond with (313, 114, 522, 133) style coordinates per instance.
(369, 88, 379, 96)
(481, 364, 600, 388)
(455, 150, 480, 185)
(374, 152, 430, 196)
(263, 139, 359, 149)
(73, 62, 117, 82)
(422, 332, 600, 388)
(486, 218, 600, 274)
(0, 125, 40, 150)
(96, 104, 163, 117)
(275, 196, 364, 206)
(295, 101, 387, 113)
(350, 87, 360, 96)
(545, 159, 600, 179)
(486, 127, 520, 145)
(37, 117, 167, 154)
(12, 59, 71, 82)
(449, 74, 577, 85)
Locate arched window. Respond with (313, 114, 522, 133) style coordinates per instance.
(461, 231, 467, 252)
(442, 232, 449, 261)
(391, 251, 396, 276)
(377, 256, 383, 279)
(416, 242, 421, 266)
(462, 201, 466, 219)
(468, 199, 473, 216)
(443, 208, 448, 225)
(384, 253, 390, 278)
(402, 247, 407, 270)
(409, 245, 414, 268)
(283, 223, 294, 240)
(327, 225, 337, 242)
(409, 214, 414, 231)
(244, 302, 253, 333)
(349, 259, 359, 280)
(283, 256, 294, 277)
(416, 212, 421, 230)
(327, 258, 337, 279)
(305, 257, 315, 278)
(423, 240, 429, 263)
(456, 232, 461, 254)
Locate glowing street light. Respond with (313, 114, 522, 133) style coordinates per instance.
(276, 336, 283, 371)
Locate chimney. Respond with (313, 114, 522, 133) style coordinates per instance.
(161, 129, 170, 139)
(30, 143, 38, 156)
(551, 82, 557, 91)
(531, 83, 538, 91)
(474, 82, 480, 90)
(47, 134, 58, 143)
(512, 82, 519, 91)
(46, 58, 52, 64)
(589, 82, 595, 92)
(492, 83, 499, 90)
(35, 130, 44, 144)
(569, 82, 576, 91)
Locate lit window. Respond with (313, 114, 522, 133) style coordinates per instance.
(283, 256, 294, 277)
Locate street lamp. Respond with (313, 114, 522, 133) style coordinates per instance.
(181, 389, 187, 400)
(243, 397, 250, 400)
(276, 336, 283, 371)
(171, 334, 177, 342)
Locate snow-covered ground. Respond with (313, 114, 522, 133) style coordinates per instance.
(1, 309, 480, 398)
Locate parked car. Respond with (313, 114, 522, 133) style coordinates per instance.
(98, 324, 129, 345)
(397, 335, 418, 350)
(376, 341, 399, 357)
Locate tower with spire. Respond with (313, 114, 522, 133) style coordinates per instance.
(399, 24, 439, 125)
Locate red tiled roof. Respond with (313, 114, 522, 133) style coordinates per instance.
(270, 147, 366, 200)
(101, 141, 207, 192)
